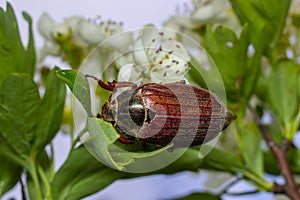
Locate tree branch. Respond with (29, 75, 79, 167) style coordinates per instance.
(250, 108, 300, 200)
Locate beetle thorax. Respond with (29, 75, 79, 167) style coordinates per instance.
(102, 88, 150, 138)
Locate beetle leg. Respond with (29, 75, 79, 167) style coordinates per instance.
(113, 81, 137, 89)
(86, 75, 115, 91)
(118, 136, 135, 144)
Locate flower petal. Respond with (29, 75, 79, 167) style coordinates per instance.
(118, 63, 138, 82)
(102, 31, 133, 50)
(38, 13, 55, 41)
(133, 39, 150, 71)
(77, 19, 104, 45)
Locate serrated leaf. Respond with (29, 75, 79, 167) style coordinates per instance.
(33, 67, 66, 153)
(0, 3, 35, 86)
(55, 69, 92, 116)
(51, 146, 125, 200)
(240, 123, 264, 178)
(0, 74, 39, 156)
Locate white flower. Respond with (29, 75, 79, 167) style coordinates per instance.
(37, 13, 132, 64)
(290, 0, 300, 15)
(118, 25, 191, 83)
(101, 30, 133, 51)
(37, 13, 128, 47)
(76, 19, 105, 45)
(37, 43, 60, 62)
(77, 19, 133, 49)
(191, 0, 227, 24)
(52, 23, 71, 41)
(163, 0, 241, 40)
(38, 13, 55, 41)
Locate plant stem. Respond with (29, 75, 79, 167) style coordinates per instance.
(28, 162, 43, 200)
(251, 108, 300, 200)
(261, 127, 300, 199)
(26, 157, 43, 200)
(38, 166, 53, 200)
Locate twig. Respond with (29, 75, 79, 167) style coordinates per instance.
(250, 108, 300, 200)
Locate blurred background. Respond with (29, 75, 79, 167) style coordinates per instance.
(0, 0, 284, 199)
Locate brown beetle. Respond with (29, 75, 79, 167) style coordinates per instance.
(87, 75, 236, 148)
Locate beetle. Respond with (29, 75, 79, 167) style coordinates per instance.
(87, 75, 236, 148)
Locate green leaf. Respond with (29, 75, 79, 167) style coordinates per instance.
(204, 25, 261, 116)
(298, 70, 300, 98)
(0, 74, 39, 156)
(149, 148, 203, 174)
(174, 192, 221, 200)
(291, 13, 300, 28)
(27, 150, 52, 200)
(51, 146, 125, 200)
(230, 0, 291, 51)
(203, 147, 272, 190)
(0, 150, 22, 196)
(33, 67, 66, 153)
(0, 3, 35, 86)
(85, 117, 122, 170)
(240, 123, 264, 178)
(266, 61, 300, 139)
(51, 146, 205, 200)
(263, 150, 280, 175)
(55, 69, 92, 116)
(288, 148, 300, 174)
(86, 117, 172, 171)
(202, 148, 244, 172)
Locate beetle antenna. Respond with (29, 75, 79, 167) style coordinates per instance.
(85, 74, 115, 91)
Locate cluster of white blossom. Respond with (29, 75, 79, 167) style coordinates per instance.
(38, 19, 192, 83)
(38, 14, 132, 65)
(38, 0, 241, 82)
(117, 25, 191, 83)
(163, 0, 241, 38)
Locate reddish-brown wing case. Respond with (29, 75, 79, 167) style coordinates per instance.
(136, 82, 235, 147)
